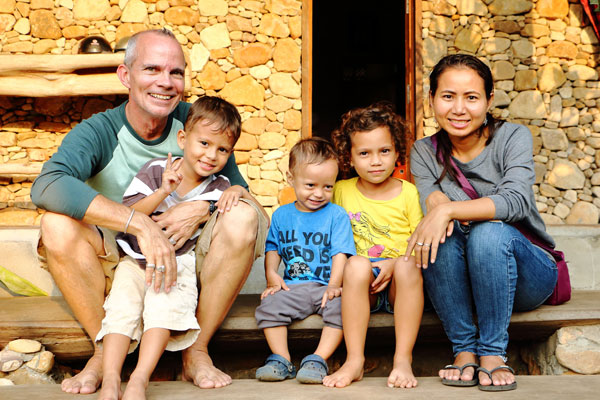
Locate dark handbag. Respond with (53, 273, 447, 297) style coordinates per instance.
(431, 134, 571, 305)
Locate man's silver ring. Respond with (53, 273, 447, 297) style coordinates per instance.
(146, 263, 156, 269)
(169, 238, 176, 245)
(156, 265, 165, 273)
(416, 242, 424, 246)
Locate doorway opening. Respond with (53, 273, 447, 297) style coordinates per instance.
(311, 1, 408, 140)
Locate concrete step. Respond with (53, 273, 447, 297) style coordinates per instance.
(1, 291, 599, 360)
(1, 376, 600, 400)
(1, 225, 600, 298)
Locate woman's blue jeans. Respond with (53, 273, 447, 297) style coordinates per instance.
(423, 221, 558, 358)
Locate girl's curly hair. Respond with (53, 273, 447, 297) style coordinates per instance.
(331, 101, 409, 178)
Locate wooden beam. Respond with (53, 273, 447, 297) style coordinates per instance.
(0, 163, 43, 179)
(0, 73, 128, 97)
(0, 54, 124, 74)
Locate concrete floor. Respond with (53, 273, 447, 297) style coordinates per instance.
(1, 376, 600, 400)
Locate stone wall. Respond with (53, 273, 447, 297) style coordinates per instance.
(0, 0, 303, 224)
(421, 0, 600, 225)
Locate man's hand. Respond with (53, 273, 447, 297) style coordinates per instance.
(130, 211, 177, 293)
(152, 201, 210, 249)
(321, 285, 342, 308)
(260, 272, 289, 299)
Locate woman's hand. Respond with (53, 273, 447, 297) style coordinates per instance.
(405, 203, 454, 269)
(426, 191, 455, 237)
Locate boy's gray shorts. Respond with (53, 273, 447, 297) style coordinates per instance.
(255, 281, 342, 330)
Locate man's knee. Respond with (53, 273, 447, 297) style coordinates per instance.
(40, 212, 101, 257)
(215, 202, 258, 243)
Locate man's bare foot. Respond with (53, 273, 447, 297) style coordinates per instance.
(478, 355, 515, 387)
(322, 358, 364, 388)
(182, 347, 232, 388)
(122, 374, 148, 400)
(61, 353, 103, 394)
(439, 351, 477, 383)
(97, 371, 121, 400)
(387, 358, 417, 388)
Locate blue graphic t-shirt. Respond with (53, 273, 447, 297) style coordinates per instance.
(265, 202, 356, 285)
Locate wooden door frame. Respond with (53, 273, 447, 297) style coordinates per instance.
(301, 0, 421, 141)
(301, 0, 313, 138)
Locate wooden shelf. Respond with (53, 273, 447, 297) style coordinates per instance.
(0, 54, 124, 74)
(0, 163, 43, 179)
(0, 54, 191, 97)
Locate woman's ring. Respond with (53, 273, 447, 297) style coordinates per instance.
(147, 263, 156, 269)
(169, 238, 176, 245)
(156, 265, 165, 273)
(416, 242, 424, 246)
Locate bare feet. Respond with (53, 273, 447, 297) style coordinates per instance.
(439, 351, 477, 383)
(182, 347, 232, 388)
(387, 358, 417, 388)
(322, 358, 364, 388)
(478, 355, 515, 387)
(61, 352, 103, 394)
(122, 374, 148, 400)
(98, 371, 121, 400)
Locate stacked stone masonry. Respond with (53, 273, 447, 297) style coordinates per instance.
(0, 0, 303, 225)
(422, 0, 600, 225)
(3, 0, 600, 226)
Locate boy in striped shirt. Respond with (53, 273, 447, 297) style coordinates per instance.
(96, 96, 266, 400)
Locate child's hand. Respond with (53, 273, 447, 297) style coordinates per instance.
(321, 284, 342, 308)
(216, 185, 246, 213)
(261, 273, 289, 299)
(371, 260, 394, 294)
(160, 153, 182, 195)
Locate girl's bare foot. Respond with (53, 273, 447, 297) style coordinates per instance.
(439, 351, 477, 383)
(478, 355, 515, 387)
(387, 358, 417, 388)
(98, 371, 121, 400)
(322, 358, 364, 388)
(122, 374, 148, 400)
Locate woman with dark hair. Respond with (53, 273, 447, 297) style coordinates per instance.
(407, 54, 558, 391)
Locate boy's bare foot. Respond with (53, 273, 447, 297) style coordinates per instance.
(61, 353, 103, 394)
(478, 355, 515, 387)
(322, 358, 364, 388)
(182, 347, 232, 388)
(387, 358, 417, 388)
(439, 351, 477, 383)
(122, 375, 148, 400)
(98, 371, 121, 400)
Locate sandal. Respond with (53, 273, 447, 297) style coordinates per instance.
(296, 354, 328, 384)
(441, 363, 479, 387)
(255, 354, 296, 381)
(477, 365, 517, 391)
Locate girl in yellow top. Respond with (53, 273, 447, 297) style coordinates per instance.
(323, 102, 424, 389)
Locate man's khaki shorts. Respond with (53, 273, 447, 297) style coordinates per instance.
(38, 198, 268, 294)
